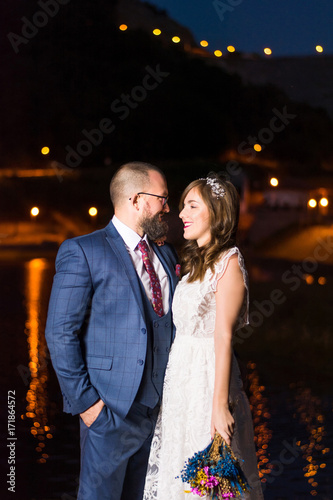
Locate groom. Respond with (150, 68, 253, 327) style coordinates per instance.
(45, 162, 178, 500)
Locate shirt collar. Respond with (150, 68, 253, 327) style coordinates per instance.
(112, 215, 149, 251)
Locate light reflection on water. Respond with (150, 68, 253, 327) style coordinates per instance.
(0, 256, 331, 499)
(292, 382, 330, 497)
(247, 362, 273, 482)
(21, 258, 54, 464)
(246, 362, 332, 498)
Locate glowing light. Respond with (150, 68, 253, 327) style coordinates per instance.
(172, 36, 180, 44)
(214, 50, 222, 57)
(153, 29, 161, 36)
(304, 274, 314, 285)
(30, 207, 39, 217)
(270, 177, 279, 187)
(318, 277, 326, 285)
(316, 45, 323, 53)
(227, 45, 235, 52)
(41, 146, 49, 155)
(200, 40, 208, 47)
(264, 48, 272, 55)
(308, 199, 317, 208)
(254, 144, 262, 152)
(119, 24, 128, 31)
(319, 197, 328, 207)
(89, 207, 98, 217)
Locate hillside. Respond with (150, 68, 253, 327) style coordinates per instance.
(217, 54, 333, 119)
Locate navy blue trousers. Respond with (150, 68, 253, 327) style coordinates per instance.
(77, 401, 159, 500)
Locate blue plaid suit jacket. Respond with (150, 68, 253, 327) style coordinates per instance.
(45, 220, 178, 418)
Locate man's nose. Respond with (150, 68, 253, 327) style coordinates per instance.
(163, 202, 170, 213)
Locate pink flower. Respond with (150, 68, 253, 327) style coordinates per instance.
(154, 236, 166, 246)
(175, 264, 181, 277)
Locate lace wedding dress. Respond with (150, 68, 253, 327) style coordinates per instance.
(143, 247, 264, 500)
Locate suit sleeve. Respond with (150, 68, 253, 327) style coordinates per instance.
(45, 238, 100, 415)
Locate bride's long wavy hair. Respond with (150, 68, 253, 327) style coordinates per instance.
(179, 174, 240, 283)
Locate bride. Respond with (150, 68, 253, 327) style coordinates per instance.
(144, 174, 263, 499)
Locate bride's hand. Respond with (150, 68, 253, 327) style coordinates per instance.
(211, 403, 234, 445)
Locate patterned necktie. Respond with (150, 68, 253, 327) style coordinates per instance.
(137, 240, 164, 318)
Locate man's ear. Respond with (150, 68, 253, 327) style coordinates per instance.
(131, 194, 140, 210)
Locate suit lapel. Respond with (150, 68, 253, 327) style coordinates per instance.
(105, 221, 145, 321)
(151, 242, 178, 297)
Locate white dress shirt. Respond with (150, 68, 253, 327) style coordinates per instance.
(112, 216, 170, 314)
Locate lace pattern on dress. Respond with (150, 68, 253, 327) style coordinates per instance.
(143, 247, 263, 500)
(209, 247, 249, 329)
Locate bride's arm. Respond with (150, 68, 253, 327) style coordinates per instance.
(211, 254, 245, 445)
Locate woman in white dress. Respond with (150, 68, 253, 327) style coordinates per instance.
(144, 174, 263, 500)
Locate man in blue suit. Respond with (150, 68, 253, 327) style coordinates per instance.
(45, 162, 178, 500)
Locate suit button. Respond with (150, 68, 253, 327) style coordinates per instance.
(153, 346, 158, 353)
(141, 328, 146, 335)
(154, 321, 159, 328)
(153, 372, 158, 378)
(165, 322, 170, 327)
(166, 347, 170, 353)
(138, 359, 144, 365)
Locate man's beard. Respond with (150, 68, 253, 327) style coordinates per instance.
(140, 211, 169, 241)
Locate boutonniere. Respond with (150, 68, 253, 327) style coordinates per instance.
(175, 264, 181, 277)
(154, 236, 167, 246)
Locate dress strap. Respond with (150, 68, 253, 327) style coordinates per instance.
(210, 247, 249, 329)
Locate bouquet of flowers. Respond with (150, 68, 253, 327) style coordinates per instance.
(179, 433, 250, 499)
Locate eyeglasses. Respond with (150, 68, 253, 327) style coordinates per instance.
(135, 192, 169, 207)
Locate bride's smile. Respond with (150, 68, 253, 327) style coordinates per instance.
(179, 187, 211, 247)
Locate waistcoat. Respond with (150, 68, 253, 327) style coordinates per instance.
(135, 278, 173, 408)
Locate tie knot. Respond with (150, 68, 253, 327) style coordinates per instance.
(138, 240, 149, 256)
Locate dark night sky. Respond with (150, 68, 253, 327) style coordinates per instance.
(148, 0, 333, 56)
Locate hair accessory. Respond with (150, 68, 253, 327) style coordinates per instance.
(199, 177, 226, 199)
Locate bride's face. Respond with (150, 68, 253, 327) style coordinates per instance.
(179, 188, 211, 247)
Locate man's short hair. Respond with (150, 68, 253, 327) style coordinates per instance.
(110, 161, 165, 208)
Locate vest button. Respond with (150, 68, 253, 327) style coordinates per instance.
(154, 322, 159, 328)
(141, 328, 146, 335)
(165, 322, 170, 327)
(153, 346, 158, 353)
(166, 347, 170, 353)
(137, 359, 144, 365)
(153, 372, 158, 378)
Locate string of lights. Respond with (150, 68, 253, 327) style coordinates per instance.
(118, 24, 324, 57)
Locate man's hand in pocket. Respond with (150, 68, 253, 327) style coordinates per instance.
(80, 399, 105, 427)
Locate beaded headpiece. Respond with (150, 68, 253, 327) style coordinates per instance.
(199, 177, 226, 199)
